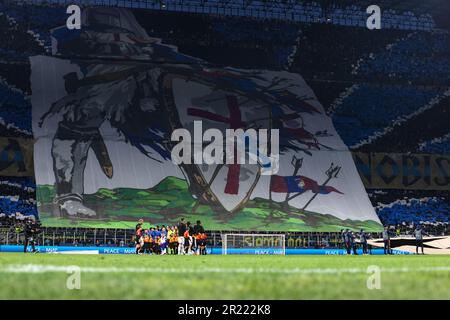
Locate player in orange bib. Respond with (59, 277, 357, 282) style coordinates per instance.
(142, 231, 153, 254)
(169, 233, 178, 255)
(198, 233, 207, 255)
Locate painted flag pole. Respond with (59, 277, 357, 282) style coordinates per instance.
(301, 163, 341, 211)
(281, 156, 303, 210)
(268, 105, 274, 211)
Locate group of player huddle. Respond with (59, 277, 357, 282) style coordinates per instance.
(340, 229, 372, 255)
(134, 218, 207, 255)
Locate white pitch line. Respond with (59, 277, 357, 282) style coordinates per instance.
(0, 264, 450, 275)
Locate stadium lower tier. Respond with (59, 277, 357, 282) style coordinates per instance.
(2, 234, 450, 255)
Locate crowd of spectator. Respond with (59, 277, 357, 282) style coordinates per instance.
(9, 0, 436, 29)
(368, 189, 449, 234)
(290, 24, 405, 80)
(355, 31, 450, 86)
(0, 11, 44, 60)
(354, 89, 449, 153)
(0, 12, 35, 138)
(377, 197, 449, 224)
(331, 84, 442, 148)
(0, 177, 37, 219)
(0, 81, 33, 135)
(133, 12, 301, 69)
(0, 2, 65, 51)
(419, 134, 450, 155)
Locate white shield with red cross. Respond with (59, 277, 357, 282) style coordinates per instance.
(162, 72, 272, 213)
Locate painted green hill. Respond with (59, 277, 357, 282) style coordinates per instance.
(37, 176, 383, 231)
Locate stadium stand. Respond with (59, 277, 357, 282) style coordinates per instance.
(131, 12, 301, 69)
(0, 80, 33, 136)
(354, 31, 450, 86)
(419, 134, 450, 155)
(331, 85, 444, 148)
(289, 24, 406, 81)
(0, 10, 45, 59)
(10, 0, 438, 30)
(368, 190, 449, 235)
(0, 177, 37, 228)
(0, 2, 66, 51)
(0, 1, 448, 245)
(348, 90, 449, 153)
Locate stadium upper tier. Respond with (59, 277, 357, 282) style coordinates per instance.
(331, 85, 446, 149)
(0, 81, 32, 135)
(1, 4, 448, 150)
(354, 32, 450, 85)
(7, 0, 439, 30)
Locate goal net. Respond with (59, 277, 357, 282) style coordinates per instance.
(222, 233, 286, 255)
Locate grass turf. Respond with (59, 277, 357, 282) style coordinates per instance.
(0, 253, 449, 299)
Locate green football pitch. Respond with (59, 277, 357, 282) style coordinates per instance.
(0, 253, 449, 299)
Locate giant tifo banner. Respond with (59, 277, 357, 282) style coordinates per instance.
(31, 7, 381, 231)
(0, 137, 34, 177)
(353, 152, 450, 190)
